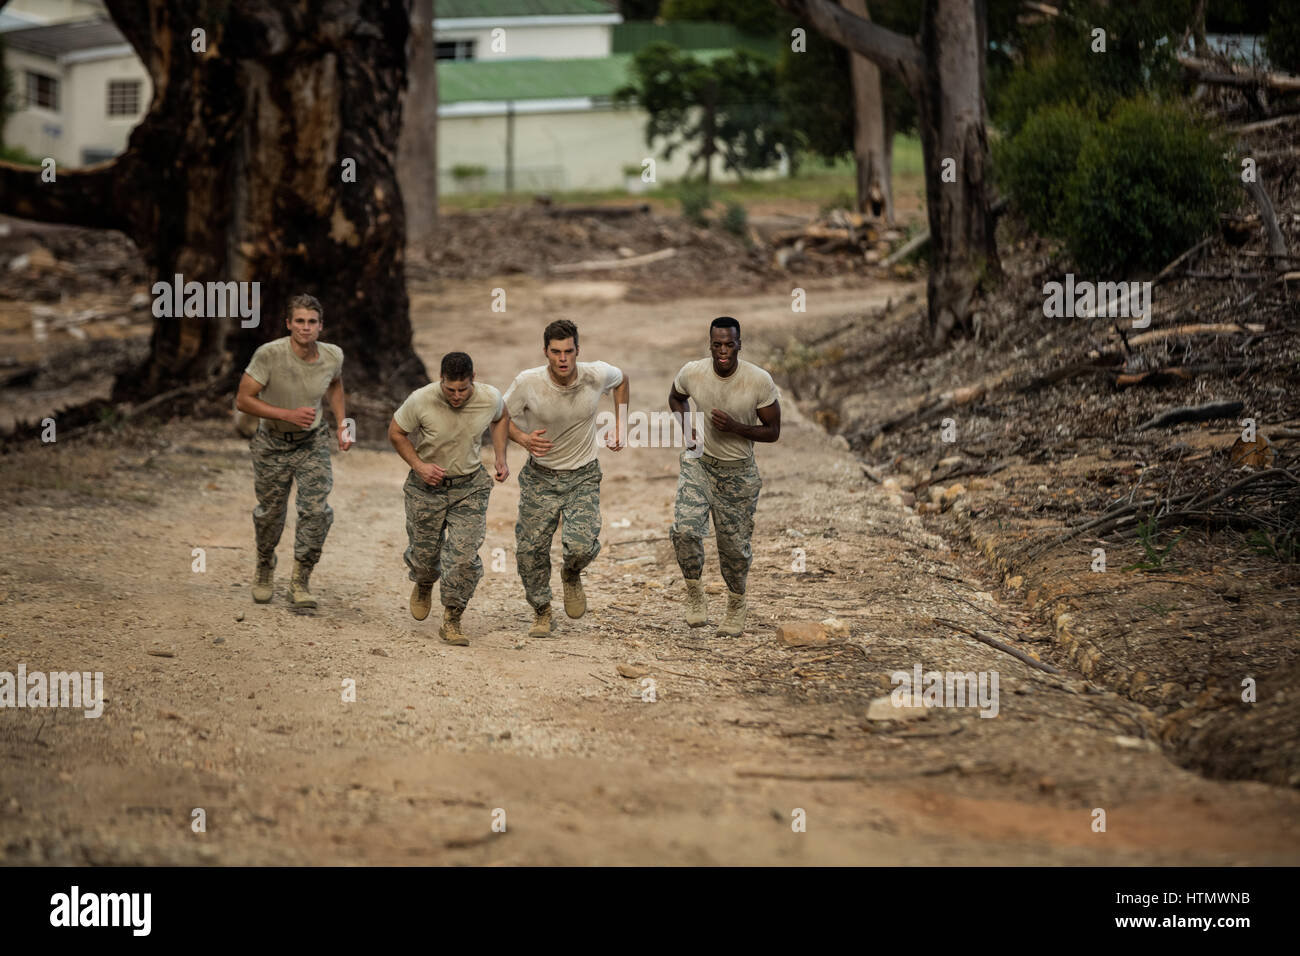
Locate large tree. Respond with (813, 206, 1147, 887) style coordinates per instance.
(775, 0, 999, 345)
(398, 0, 438, 245)
(0, 0, 429, 403)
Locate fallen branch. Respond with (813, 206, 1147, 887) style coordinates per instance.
(1124, 322, 1265, 348)
(1242, 177, 1290, 258)
(1154, 237, 1212, 284)
(880, 229, 930, 267)
(1179, 55, 1300, 92)
(551, 247, 676, 273)
(1137, 400, 1245, 431)
(933, 618, 1063, 675)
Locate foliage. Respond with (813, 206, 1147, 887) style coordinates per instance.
(450, 164, 486, 179)
(678, 180, 712, 225)
(992, 103, 1093, 234)
(1266, 0, 1300, 72)
(720, 200, 747, 236)
(1124, 516, 1183, 572)
(659, 0, 788, 37)
(1060, 98, 1232, 274)
(615, 43, 789, 180)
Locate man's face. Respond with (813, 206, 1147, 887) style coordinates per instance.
(709, 327, 740, 371)
(441, 376, 474, 409)
(545, 337, 578, 378)
(287, 308, 322, 345)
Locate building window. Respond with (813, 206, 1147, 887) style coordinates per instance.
(435, 39, 475, 61)
(107, 80, 141, 117)
(25, 71, 59, 111)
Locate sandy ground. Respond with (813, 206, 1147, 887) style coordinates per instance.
(3, 276, 1300, 865)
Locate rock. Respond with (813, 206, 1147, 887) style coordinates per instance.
(213, 637, 225, 645)
(499, 730, 512, 740)
(830, 434, 850, 451)
(704, 582, 724, 595)
(370, 648, 389, 657)
(617, 663, 649, 679)
(899, 492, 916, 507)
(866, 695, 929, 721)
(776, 622, 830, 647)
(928, 486, 945, 505)
(235, 612, 245, 622)
(968, 477, 995, 491)
(940, 483, 967, 510)
(939, 455, 963, 468)
(1114, 735, 1157, 751)
(1006, 575, 1024, 590)
(882, 477, 901, 492)
(146, 648, 175, 658)
(821, 618, 850, 640)
(1037, 776, 1056, 793)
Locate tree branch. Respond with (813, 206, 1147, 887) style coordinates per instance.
(0, 161, 124, 230)
(771, 0, 925, 92)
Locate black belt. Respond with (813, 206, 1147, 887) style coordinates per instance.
(528, 458, 598, 475)
(436, 467, 483, 487)
(261, 424, 322, 442)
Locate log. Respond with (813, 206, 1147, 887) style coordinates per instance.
(1154, 237, 1212, 284)
(1125, 322, 1265, 347)
(880, 229, 930, 267)
(1179, 55, 1300, 92)
(933, 618, 1062, 676)
(1242, 177, 1289, 258)
(551, 247, 677, 273)
(1230, 112, 1300, 134)
(1137, 400, 1244, 431)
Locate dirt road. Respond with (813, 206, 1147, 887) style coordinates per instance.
(3, 276, 1299, 864)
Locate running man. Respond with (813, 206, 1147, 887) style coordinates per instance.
(236, 294, 353, 608)
(668, 316, 781, 636)
(389, 352, 510, 646)
(505, 319, 628, 638)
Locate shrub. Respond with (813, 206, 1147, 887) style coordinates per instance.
(1266, 0, 1300, 73)
(1061, 99, 1233, 274)
(450, 164, 486, 179)
(678, 181, 712, 226)
(992, 55, 1116, 138)
(720, 200, 747, 236)
(993, 103, 1094, 235)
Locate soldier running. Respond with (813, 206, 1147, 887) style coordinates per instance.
(236, 293, 353, 608)
(668, 316, 781, 636)
(389, 352, 510, 646)
(504, 319, 628, 638)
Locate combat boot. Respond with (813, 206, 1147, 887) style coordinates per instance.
(561, 570, 587, 619)
(716, 590, 747, 637)
(252, 554, 275, 604)
(440, 606, 469, 645)
(290, 560, 317, 609)
(528, 604, 554, 638)
(410, 581, 434, 621)
(683, 578, 708, 628)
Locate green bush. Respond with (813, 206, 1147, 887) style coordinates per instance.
(450, 164, 486, 179)
(992, 55, 1116, 138)
(993, 104, 1094, 234)
(720, 200, 747, 236)
(678, 181, 712, 226)
(1266, 0, 1300, 73)
(1061, 99, 1233, 274)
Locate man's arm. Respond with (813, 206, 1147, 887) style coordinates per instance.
(606, 373, 630, 450)
(508, 415, 552, 457)
(490, 408, 511, 482)
(325, 376, 353, 451)
(236, 373, 316, 429)
(669, 385, 696, 447)
(712, 400, 781, 443)
(388, 418, 444, 486)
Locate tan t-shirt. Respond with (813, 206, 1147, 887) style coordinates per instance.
(393, 382, 504, 477)
(672, 358, 780, 461)
(504, 361, 624, 470)
(244, 336, 344, 434)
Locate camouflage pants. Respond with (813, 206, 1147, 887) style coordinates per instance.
(250, 425, 334, 568)
(515, 459, 602, 611)
(404, 466, 493, 609)
(670, 452, 762, 594)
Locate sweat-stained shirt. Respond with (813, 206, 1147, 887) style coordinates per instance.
(503, 361, 624, 471)
(672, 358, 780, 461)
(244, 336, 344, 434)
(392, 382, 505, 477)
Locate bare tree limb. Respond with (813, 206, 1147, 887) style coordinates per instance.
(771, 0, 925, 92)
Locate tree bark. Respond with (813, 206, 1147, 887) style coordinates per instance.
(841, 0, 892, 223)
(0, 0, 429, 403)
(398, 0, 438, 246)
(775, 0, 997, 345)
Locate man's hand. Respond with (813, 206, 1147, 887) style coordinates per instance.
(337, 424, 354, 452)
(415, 461, 446, 486)
(604, 428, 623, 451)
(710, 408, 735, 433)
(285, 406, 317, 429)
(524, 429, 553, 457)
(494, 456, 510, 482)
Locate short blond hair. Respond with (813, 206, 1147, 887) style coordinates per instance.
(286, 293, 324, 323)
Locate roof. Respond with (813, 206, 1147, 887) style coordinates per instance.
(438, 0, 614, 18)
(2, 17, 127, 58)
(438, 49, 731, 103)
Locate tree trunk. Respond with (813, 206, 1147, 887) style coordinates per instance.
(772, 0, 995, 345)
(399, 0, 438, 246)
(916, 0, 998, 345)
(842, 0, 892, 223)
(0, 0, 429, 403)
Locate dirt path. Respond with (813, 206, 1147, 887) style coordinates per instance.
(3, 277, 1300, 865)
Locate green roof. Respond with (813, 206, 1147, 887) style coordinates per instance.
(438, 50, 732, 103)
(438, 0, 614, 18)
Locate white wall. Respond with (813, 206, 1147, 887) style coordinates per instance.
(3, 0, 106, 25)
(437, 23, 611, 60)
(438, 104, 786, 192)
